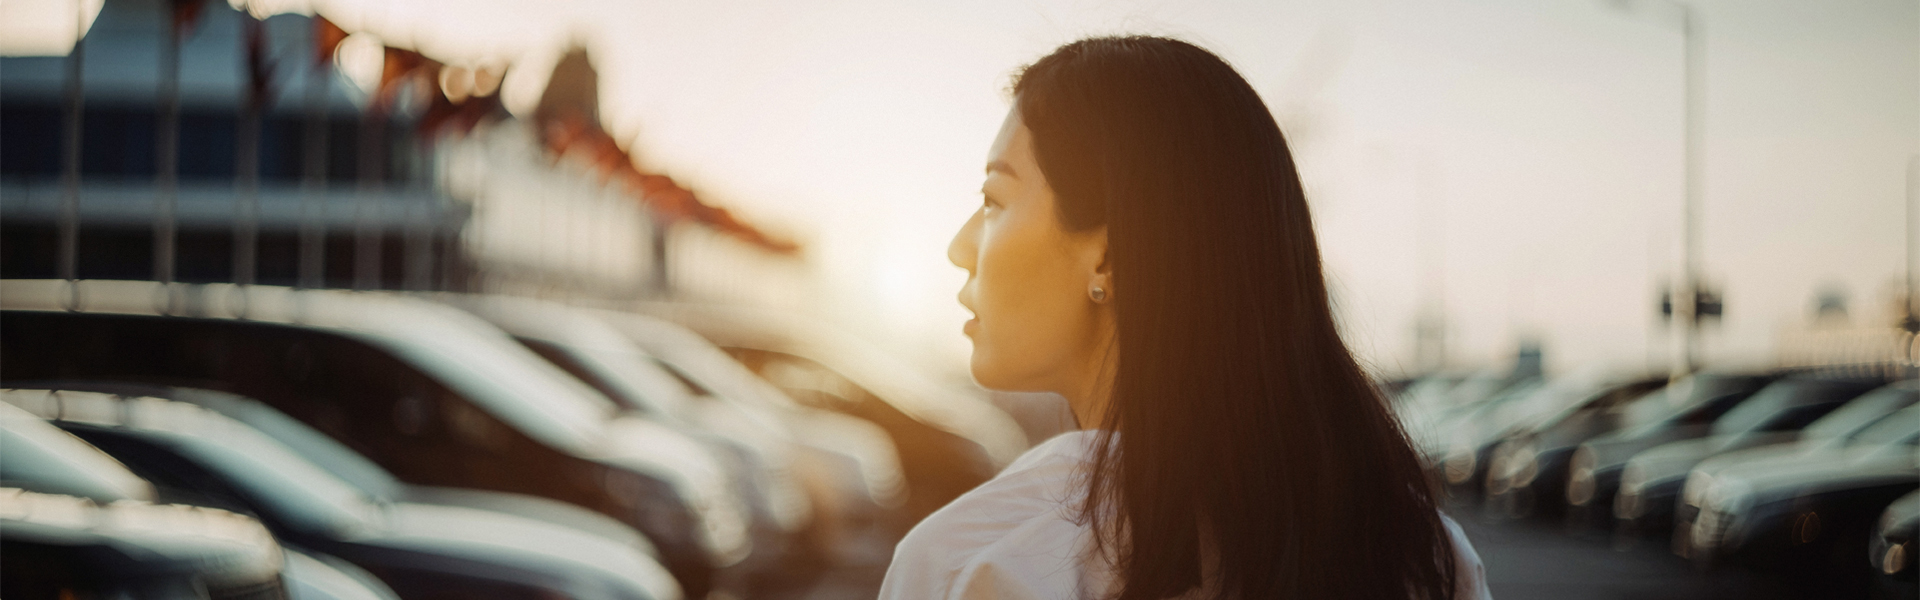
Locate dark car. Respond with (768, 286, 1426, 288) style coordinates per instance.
(1683, 405, 1918, 597)
(6, 388, 683, 600)
(1425, 372, 1664, 504)
(1673, 381, 1919, 558)
(0, 279, 742, 596)
(1612, 376, 1889, 542)
(1564, 372, 1776, 531)
(16, 380, 665, 559)
(637, 301, 1028, 521)
(1480, 375, 1669, 519)
(1869, 490, 1918, 600)
(0, 401, 289, 600)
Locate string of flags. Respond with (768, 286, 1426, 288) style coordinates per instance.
(195, 2, 800, 256)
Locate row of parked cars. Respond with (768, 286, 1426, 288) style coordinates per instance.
(0, 278, 1030, 600)
(1395, 365, 1919, 599)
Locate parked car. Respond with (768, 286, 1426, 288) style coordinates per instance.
(14, 380, 664, 558)
(1564, 372, 1776, 531)
(6, 388, 683, 600)
(1682, 405, 1918, 596)
(1674, 380, 1918, 558)
(0, 401, 290, 600)
(1613, 376, 1888, 541)
(0, 279, 740, 596)
(1432, 371, 1663, 502)
(636, 302, 1026, 520)
(1480, 375, 1669, 518)
(447, 294, 810, 574)
(1870, 490, 1918, 600)
(588, 306, 910, 562)
(1400, 370, 1533, 463)
(1427, 377, 1547, 495)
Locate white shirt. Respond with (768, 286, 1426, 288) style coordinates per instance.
(879, 430, 1493, 600)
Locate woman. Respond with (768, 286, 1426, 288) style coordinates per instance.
(878, 36, 1490, 600)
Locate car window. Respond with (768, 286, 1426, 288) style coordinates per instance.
(1802, 386, 1918, 441)
(1851, 404, 1920, 447)
(118, 401, 380, 536)
(174, 389, 406, 501)
(1752, 402, 1846, 433)
(519, 337, 690, 419)
(355, 311, 618, 451)
(1710, 383, 1801, 436)
(1714, 379, 1880, 437)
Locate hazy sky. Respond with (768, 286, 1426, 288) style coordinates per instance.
(8, 0, 1918, 378)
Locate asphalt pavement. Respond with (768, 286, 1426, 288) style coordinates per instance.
(1449, 508, 1800, 600)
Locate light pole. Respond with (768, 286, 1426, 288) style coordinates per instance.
(1607, 0, 1705, 381)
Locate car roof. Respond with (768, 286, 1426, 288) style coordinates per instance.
(1, 280, 619, 453)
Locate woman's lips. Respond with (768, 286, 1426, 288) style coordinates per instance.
(963, 318, 978, 337)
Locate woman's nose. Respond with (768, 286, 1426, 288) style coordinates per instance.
(948, 208, 983, 272)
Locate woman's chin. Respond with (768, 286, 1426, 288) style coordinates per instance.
(967, 356, 1036, 393)
(967, 355, 1009, 390)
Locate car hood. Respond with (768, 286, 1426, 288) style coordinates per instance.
(399, 485, 656, 559)
(1582, 424, 1705, 470)
(0, 489, 284, 590)
(1628, 433, 1800, 488)
(356, 502, 679, 600)
(1624, 437, 1724, 490)
(1711, 446, 1919, 508)
(594, 416, 752, 566)
(1691, 440, 1824, 482)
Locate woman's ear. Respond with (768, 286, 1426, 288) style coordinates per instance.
(1083, 226, 1111, 301)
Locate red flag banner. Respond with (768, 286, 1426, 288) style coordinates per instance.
(535, 112, 800, 255)
(373, 47, 441, 111)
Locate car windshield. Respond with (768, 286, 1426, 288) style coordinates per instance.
(1615, 386, 1697, 436)
(1712, 379, 1877, 437)
(127, 401, 382, 536)
(172, 389, 406, 500)
(0, 406, 152, 502)
(347, 300, 619, 452)
(1801, 385, 1918, 441)
(1850, 404, 1920, 447)
(1495, 374, 1630, 428)
(561, 341, 693, 419)
(1709, 382, 1805, 436)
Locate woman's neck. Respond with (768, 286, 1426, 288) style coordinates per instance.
(1063, 347, 1117, 429)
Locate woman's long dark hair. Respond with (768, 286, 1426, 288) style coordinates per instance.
(1014, 36, 1457, 600)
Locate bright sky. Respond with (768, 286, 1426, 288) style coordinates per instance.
(6, 0, 1918, 378)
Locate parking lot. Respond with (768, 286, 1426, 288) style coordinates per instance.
(1454, 510, 1796, 600)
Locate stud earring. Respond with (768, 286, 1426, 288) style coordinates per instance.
(1089, 286, 1108, 303)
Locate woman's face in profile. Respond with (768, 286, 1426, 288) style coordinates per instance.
(948, 108, 1110, 394)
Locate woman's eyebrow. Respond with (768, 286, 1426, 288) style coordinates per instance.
(985, 160, 1019, 179)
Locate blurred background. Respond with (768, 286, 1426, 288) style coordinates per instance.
(0, 0, 1915, 599)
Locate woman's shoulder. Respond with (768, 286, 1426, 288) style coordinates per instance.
(878, 431, 1102, 600)
(1439, 513, 1494, 600)
(896, 429, 1100, 548)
